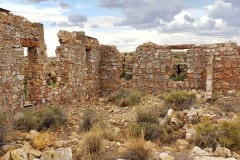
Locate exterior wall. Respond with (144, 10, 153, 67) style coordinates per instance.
(212, 43, 240, 95)
(131, 42, 174, 94)
(131, 42, 240, 96)
(0, 10, 46, 111)
(99, 45, 121, 96)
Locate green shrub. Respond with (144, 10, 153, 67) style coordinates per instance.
(0, 115, 6, 145)
(109, 88, 141, 107)
(164, 91, 196, 110)
(82, 131, 103, 160)
(136, 108, 158, 124)
(121, 140, 152, 160)
(218, 120, 240, 151)
(82, 108, 96, 131)
(194, 122, 218, 149)
(14, 107, 67, 131)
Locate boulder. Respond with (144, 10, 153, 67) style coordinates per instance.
(11, 148, 28, 160)
(40, 147, 72, 160)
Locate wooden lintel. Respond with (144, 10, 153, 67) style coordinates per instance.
(166, 44, 195, 49)
(20, 38, 39, 48)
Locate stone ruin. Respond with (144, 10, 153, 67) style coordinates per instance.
(131, 42, 240, 97)
(1, 8, 240, 112)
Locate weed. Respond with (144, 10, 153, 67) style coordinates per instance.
(109, 88, 141, 107)
(136, 108, 158, 124)
(82, 131, 103, 160)
(164, 91, 196, 110)
(14, 107, 67, 131)
(194, 122, 218, 149)
(0, 115, 6, 145)
(121, 139, 152, 160)
(218, 120, 240, 151)
(126, 123, 144, 139)
(82, 108, 96, 131)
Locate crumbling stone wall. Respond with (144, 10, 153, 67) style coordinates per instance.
(132, 42, 240, 96)
(52, 31, 121, 102)
(132, 42, 173, 93)
(0, 9, 46, 111)
(99, 45, 121, 96)
(211, 43, 240, 95)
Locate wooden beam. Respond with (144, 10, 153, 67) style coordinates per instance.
(166, 44, 195, 49)
(20, 38, 39, 47)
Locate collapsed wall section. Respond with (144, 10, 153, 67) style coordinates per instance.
(0, 9, 46, 111)
(54, 31, 88, 103)
(99, 45, 121, 96)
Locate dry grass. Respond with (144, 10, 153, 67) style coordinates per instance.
(120, 139, 153, 160)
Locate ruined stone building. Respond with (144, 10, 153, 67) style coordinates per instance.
(132, 42, 240, 97)
(1, 8, 240, 112)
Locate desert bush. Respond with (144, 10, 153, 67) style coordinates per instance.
(14, 107, 67, 131)
(194, 122, 218, 149)
(109, 88, 141, 107)
(136, 108, 158, 124)
(143, 123, 168, 142)
(164, 91, 196, 110)
(82, 131, 103, 160)
(218, 120, 240, 151)
(82, 108, 96, 131)
(0, 115, 6, 145)
(126, 123, 144, 139)
(121, 139, 152, 160)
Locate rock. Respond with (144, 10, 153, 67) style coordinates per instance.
(0, 151, 11, 160)
(167, 109, 174, 117)
(191, 146, 209, 155)
(53, 141, 67, 148)
(176, 139, 189, 148)
(1, 144, 21, 152)
(159, 152, 174, 160)
(118, 147, 127, 154)
(187, 108, 198, 118)
(26, 130, 40, 140)
(32, 132, 53, 150)
(113, 127, 120, 135)
(40, 147, 72, 160)
(11, 148, 28, 160)
(185, 126, 195, 140)
(215, 146, 231, 157)
(23, 142, 42, 157)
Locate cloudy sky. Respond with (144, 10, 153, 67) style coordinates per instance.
(1, 0, 240, 56)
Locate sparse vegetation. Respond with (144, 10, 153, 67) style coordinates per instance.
(82, 108, 97, 131)
(14, 107, 67, 131)
(120, 71, 133, 80)
(0, 115, 6, 145)
(164, 91, 196, 110)
(126, 123, 144, 139)
(194, 122, 218, 149)
(143, 123, 168, 142)
(109, 88, 141, 107)
(218, 120, 240, 151)
(121, 139, 152, 160)
(136, 108, 158, 124)
(82, 130, 103, 160)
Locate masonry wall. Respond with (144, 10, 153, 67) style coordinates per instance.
(212, 43, 240, 95)
(52, 31, 122, 102)
(132, 42, 174, 94)
(131, 42, 240, 96)
(0, 10, 46, 111)
(99, 45, 121, 96)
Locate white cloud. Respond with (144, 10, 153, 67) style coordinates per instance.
(2, 2, 67, 23)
